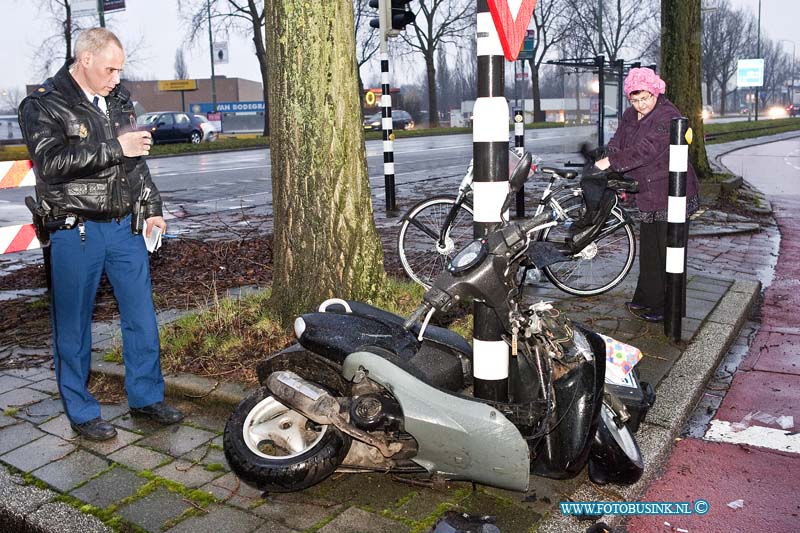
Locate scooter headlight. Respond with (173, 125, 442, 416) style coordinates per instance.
(447, 239, 487, 275)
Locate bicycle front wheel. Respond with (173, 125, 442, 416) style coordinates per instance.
(542, 202, 636, 296)
(398, 195, 473, 289)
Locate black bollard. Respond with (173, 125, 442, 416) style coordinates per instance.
(665, 117, 690, 340)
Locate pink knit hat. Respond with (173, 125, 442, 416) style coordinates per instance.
(623, 68, 666, 97)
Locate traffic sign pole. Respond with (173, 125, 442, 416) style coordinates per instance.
(471, 0, 537, 403)
(472, 1, 510, 403)
(374, 0, 397, 211)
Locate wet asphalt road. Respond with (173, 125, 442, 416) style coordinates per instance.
(0, 126, 595, 226)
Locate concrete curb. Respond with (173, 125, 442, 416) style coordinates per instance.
(90, 352, 254, 408)
(709, 131, 800, 174)
(535, 278, 762, 532)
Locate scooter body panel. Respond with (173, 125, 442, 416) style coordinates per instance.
(530, 331, 606, 479)
(342, 350, 530, 492)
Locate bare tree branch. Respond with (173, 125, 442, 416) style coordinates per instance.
(175, 48, 190, 79)
(178, 0, 270, 134)
(401, 0, 475, 127)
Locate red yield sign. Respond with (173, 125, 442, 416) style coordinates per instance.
(487, 0, 538, 61)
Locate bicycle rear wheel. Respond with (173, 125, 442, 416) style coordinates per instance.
(398, 195, 473, 289)
(542, 198, 635, 296)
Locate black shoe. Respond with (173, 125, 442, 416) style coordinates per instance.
(641, 311, 665, 323)
(625, 301, 649, 312)
(71, 417, 117, 441)
(130, 401, 184, 424)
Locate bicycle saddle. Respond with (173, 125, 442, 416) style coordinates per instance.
(539, 167, 578, 179)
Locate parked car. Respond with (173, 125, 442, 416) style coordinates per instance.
(363, 110, 415, 131)
(194, 115, 219, 142)
(137, 112, 205, 144)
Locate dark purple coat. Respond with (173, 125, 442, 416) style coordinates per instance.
(607, 95, 699, 213)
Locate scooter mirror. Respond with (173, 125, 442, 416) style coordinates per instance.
(509, 151, 533, 194)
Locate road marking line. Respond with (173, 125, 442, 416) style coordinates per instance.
(705, 419, 800, 455)
(366, 132, 574, 157)
(153, 164, 268, 177)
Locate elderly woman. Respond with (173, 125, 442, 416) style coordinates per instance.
(594, 68, 699, 323)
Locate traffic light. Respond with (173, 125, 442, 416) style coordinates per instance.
(368, 0, 382, 30)
(369, 0, 414, 39)
(390, 0, 415, 31)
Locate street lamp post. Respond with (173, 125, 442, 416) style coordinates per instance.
(755, 0, 761, 121)
(207, 0, 217, 113)
(597, 0, 603, 56)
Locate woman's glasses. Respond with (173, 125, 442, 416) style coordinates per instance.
(629, 93, 654, 106)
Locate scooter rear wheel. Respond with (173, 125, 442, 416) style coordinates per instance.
(224, 386, 351, 492)
(587, 402, 644, 485)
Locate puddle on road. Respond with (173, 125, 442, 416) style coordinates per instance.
(0, 288, 47, 302)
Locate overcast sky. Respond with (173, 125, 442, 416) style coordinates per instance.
(1, 0, 262, 96)
(0, 0, 796, 103)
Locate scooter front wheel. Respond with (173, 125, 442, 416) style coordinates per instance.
(587, 402, 644, 485)
(224, 386, 351, 492)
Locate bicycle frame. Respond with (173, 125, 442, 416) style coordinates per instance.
(430, 156, 634, 256)
(533, 179, 634, 243)
(435, 162, 475, 245)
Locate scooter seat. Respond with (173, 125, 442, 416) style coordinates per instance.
(342, 301, 473, 359)
(295, 301, 471, 391)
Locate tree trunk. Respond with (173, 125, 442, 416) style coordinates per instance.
(529, 59, 545, 122)
(426, 51, 439, 127)
(246, 0, 270, 136)
(660, 0, 712, 179)
(64, 3, 72, 60)
(265, 0, 386, 325)
(252, 35, 270, 136)
(719, 84, 728, 116)
(357, 75, 366, 116)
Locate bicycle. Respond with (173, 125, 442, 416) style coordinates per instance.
(396, 151, 637, 296)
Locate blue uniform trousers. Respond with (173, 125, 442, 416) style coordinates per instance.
(50, 215, 164, 424)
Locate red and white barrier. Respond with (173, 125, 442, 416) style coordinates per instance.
(0, 224, 40, 254)
(0, 159, 41, 254)
(0, 160, 35, 189)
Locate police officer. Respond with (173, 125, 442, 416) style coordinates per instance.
(18, 28, 183, 440)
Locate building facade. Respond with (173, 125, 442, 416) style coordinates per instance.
(27, 76, 263, 115)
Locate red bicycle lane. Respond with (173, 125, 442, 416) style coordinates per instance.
(627, 194, 800, 533)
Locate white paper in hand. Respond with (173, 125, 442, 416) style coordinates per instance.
(143, 226, 162, 253)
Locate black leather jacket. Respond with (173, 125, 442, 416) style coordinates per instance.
(18, 60, 162, 223)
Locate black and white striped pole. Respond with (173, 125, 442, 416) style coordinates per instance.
(472, 1, 511, 402)
(369, 0, 401, 211)
(665, 117, 690, 340)
(514, 108, 525, 218)
(379, 51, 397, 211)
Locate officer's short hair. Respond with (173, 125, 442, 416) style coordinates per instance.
(73, 28, 124, 60)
